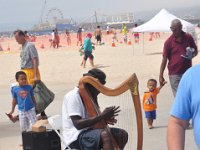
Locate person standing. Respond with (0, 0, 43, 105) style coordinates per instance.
(77, 27, 83, 46)
(54, 28, 60, 48)
(167, 64, 200, 149)
(13, 30, 47, 119)
(121, 23, 128, 44)
(106, 25, 110, 35)
(94, 26, 102, 45)
(159, 19, 198, 96)
(111, 27, 118, 43)
(7, 71, 37, 131)
(65, 29, 71, 46)
(50, 29, 55, 48)
(133, 24, 139, 44)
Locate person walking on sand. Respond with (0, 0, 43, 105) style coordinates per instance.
(159, 19, 198, 96)
(81, 33, 95, 68)
(142, 79, 166, 129)
(65, 29, 71, 46)
(13, 30, 47, 120)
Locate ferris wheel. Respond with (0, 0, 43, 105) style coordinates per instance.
(45, 8, 64, 25)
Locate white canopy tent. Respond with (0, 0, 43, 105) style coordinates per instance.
(132, 9, 195, 33)
(132, 9, 197, 54)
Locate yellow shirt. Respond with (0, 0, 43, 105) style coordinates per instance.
(122, 26, 127, 35)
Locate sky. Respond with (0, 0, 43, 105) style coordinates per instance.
(0, 0, 199, 31)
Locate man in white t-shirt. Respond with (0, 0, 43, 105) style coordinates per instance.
(62, 68, 128, 150)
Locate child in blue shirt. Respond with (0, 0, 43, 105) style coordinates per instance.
(7, 71, 37, 131)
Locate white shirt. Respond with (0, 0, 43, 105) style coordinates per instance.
(62, 87, 87, 146)
(106, 26, 109, 31)
(51, 32, 55, 40)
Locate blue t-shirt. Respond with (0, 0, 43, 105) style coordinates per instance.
(12, 85, 35, 112)
(170, 64, 200, 149)
(83, 38, 92, 52)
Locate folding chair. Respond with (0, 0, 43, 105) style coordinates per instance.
(48, 115, 70, 150)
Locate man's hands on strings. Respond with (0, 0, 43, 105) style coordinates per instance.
(101, 106, 121, 125)
(70, 106, 121, 130)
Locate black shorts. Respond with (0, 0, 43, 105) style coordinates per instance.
(84, 51, 94, 61)
(96, 35, 101, 42)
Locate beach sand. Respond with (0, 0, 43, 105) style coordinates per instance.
(0, 29, 200, 150)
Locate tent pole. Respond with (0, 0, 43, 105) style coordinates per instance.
(143, 33, 144, 54)
(132, 37, 134, 56)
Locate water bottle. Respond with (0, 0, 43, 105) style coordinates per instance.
(186, 47, 194, 59)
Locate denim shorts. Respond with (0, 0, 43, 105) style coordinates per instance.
(145, 110, 156, 119)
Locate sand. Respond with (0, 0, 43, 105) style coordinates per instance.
(0, 29, 200, 150)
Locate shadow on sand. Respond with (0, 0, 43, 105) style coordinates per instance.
(94, 64, 110, 69)
(145, 52, 162, 55)
(152, 125, 168, 129)
(0, 122, 21, 138)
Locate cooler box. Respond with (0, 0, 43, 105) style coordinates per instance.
(22, 130, 61, 150)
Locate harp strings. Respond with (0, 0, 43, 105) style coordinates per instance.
(99, 91, 137, 150)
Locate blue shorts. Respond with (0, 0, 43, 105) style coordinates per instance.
(145, 110, 156, 119)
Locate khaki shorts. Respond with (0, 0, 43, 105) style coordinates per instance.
(169, 74, 182, 97)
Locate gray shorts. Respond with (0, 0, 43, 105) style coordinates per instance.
(169, 74, 182, 97)
(68, 128, 127, 150)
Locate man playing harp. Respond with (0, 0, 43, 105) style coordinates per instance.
(62, 68, 128, 150)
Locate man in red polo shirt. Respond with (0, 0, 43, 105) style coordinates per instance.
(159, 19, 198, 96)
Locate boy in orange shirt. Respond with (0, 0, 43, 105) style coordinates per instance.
(142, 79, 166, 129)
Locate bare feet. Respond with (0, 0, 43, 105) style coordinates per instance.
(148, 125, 154, 129)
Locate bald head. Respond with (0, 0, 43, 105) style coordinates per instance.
(171, 19, 182, 27)
(170, 19, 183, 37)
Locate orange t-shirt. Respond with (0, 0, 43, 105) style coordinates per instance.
(142, 88, 159, 111)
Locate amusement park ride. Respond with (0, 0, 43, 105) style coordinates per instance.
(34, 0, 73, 30)
(33, 0, 134, 31)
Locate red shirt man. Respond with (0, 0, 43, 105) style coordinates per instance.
(159, 19, 198, 96)
(163, 31, 197, 75)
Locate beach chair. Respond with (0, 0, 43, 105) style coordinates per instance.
(48, 115, 70, 150)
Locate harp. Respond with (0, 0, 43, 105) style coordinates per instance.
(79, 73, 143, 150)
